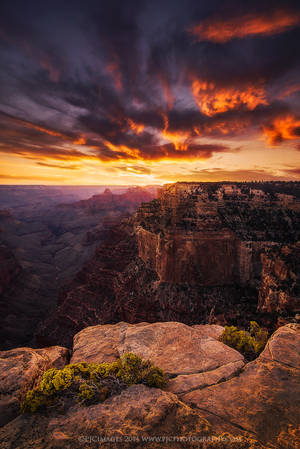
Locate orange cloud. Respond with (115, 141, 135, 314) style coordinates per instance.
(263, 115, 300, 145)
(194, 116, 251, 137)
(188, 9, 300, 43)
(23, 121, 67, 138)
(191, 78, 267, 115)
(73, 136, 87, 145)
(161, 113, 190, 150)
(104, 140, 141, 159)
(127, 119, 145, 134)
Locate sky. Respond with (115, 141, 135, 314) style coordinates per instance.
(0, 0, 300, 185)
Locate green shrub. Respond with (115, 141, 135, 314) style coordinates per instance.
(219, 321, 268, 360)
(20, 353, 168, 413)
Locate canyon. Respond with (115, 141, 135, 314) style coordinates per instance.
(0, 185, 157, 349)
(1, 182, 299, 448)
(38, 182, 300, 347)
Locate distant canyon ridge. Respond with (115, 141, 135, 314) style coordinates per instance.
(0, 185, 158, 349)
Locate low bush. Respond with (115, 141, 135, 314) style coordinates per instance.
(20, 352, 167, 413)
(219, 321, 268, 360)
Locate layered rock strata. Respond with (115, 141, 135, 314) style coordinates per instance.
(39, 182, 300, 347)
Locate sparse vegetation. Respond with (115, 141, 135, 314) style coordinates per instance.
(20, 353, 168, 413)
(219, 321, 268, 360)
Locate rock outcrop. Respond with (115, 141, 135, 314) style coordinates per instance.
(0, 346, 69, 427)
(70, 322, 245, 392)
(182, 324, 300, 446)
(0, 322, 298, 448)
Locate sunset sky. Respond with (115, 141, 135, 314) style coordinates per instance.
(0, 0, 300, 185)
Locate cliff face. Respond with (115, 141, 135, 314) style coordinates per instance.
(136, 226, 238, 285)
(258, 243, 300, 315)
(38, 182, 300, 347)
(135, 182, 300, 287)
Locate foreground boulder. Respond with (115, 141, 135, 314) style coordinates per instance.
(71, 321, 244, 394)
(182, 324, 300, 446)
(0, 346, 69, 426)
(0, 322, 298, 448)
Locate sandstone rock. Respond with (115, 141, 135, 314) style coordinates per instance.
(182, 324, 300, 446)
(0, 323, 297, 448)
(135, 182, 300, 286)
(167, 360, 244, 395)
(0, 385, 212, 448)
(71, 321, 244, 376)
(192, 324, 225, 339)
(258, 243, 300, 316)
(0, 346, 69, 427)
(259, 323, 300, 368)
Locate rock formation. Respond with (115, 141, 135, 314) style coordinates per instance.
(0, 187, 157, 350)
(182, 323, 300, 446)
(0, 346, 69, 427)
(39, 182, 300, 347)
(134, 182, 299, 285)
(58, 186, 155, 215)
(258, 243, 300, 316)
(0, 322, 299, 448)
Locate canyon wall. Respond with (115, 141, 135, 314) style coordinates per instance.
(135, 182, 300, 288)
(38, 182, 300, 347)
(258, 243, 300, 316)
(136, 226, 238, 285)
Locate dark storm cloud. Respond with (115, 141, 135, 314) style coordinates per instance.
(0, 0, 300, 164)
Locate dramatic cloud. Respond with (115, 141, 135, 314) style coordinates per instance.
(0, 0, 299, 183)
(191, 80, 268, 116)
(263, 115, 300, 144)
(188, 9, 300, 43)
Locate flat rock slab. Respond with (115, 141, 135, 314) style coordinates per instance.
(182, 324, 300, 446)
(192, 324, 225, 340)
(0, 346, 69, 427)
(71, 321, 244, 376)
(0, 385, 212, 449)
(167, 360, 244, 395)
